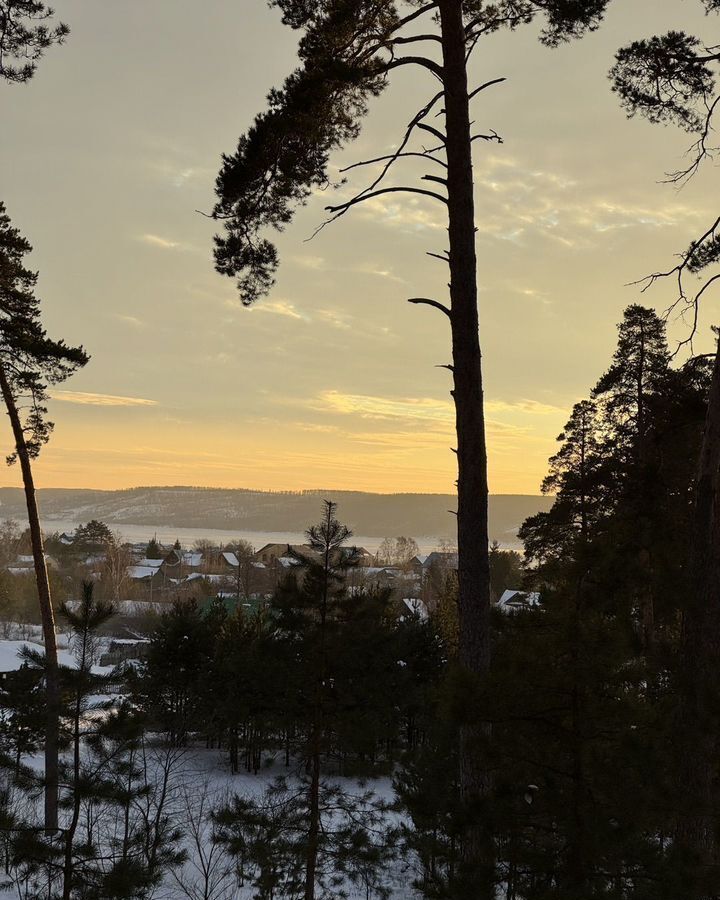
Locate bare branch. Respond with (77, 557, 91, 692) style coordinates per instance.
(417, 122, 447, 144)
(663, 94, 720, 185)
(339, 151, 447, 174)
(471, 130, 503, 144)
(381, 56, 443, 79)
(408, 297, 451, 317)
(631, 214, 720, 353)
(358, 91, 445, 195)
(386, 33, 442, 47)
(469, 77, 507, 100)
(396, 2, 439, 30)
(325, 185, 448, 216)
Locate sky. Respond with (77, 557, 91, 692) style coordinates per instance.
(0, 0, 717, 495)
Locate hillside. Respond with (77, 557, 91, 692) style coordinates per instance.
(0, 487, 551, 542)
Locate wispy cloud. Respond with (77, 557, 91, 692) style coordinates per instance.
(139, 233, 183, 250)
(313, 390, 562, 424)
(53, 391, 158, 408)
(314, 390, 454, 424)
(316, 309, 352, 330)
(486, 398, 564, 416)
(254, 300, 310, 322)
(471, 154, 711, 247)
(145, 151, 214, 189)
(352, 263, 408, 284)
(291, 255, 327, 271)
(114, 314, 144, 328)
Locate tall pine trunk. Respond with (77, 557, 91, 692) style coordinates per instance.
(0, 363, 59, 834)
(304, 531, 331, 900)
(677, 343, 720, 888)
(439, 1, 493, 892)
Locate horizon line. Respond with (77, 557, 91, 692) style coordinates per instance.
(0, 483, 547, 499)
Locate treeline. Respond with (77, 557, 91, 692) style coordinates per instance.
(453, 305, 711, 897)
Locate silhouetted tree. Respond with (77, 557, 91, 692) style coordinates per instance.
(211, 5, 613, 886)
(0, 202, 88, 832)
(74, 519, 114, 552)
(58, 581, 115, 900)
(611, 10, 720, 883)
(145, 537, 162, 560)
(0, 0, 68, 83)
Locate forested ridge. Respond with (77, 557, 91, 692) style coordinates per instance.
(0, 488, 551, 540)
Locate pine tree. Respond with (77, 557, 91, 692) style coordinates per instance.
(610, 7, 720, 880)
(520, 399, 606, 576)
(210, 7, 614, 883)
(216, 501, 411, 899)
(132, 598, 212, 747)
(0, 1, 69, 83)
(512, 304, 713, 896)
(57, 582, 115, 900)
(145, 537, 162, 560)
(0, 201, 89, 832)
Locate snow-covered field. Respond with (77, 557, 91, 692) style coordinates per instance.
(0, 638, 420, 900)
(0, 748, 418, 899)
(0, 634, 114, 676)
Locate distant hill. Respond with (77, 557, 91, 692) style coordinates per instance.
(0, 487, 552, 542)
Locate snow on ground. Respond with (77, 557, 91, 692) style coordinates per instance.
(0, 637, 421, 899)
(155, 750, 422, 900)
(0, 746, 421, 899)
(0, 640, 113, 675)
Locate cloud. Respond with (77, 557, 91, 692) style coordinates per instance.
(316, 309, 352, 330)
(291, 255, 327, 271)
(140, 234, 182, 250)
(313, 390, 563, 424)
(145, 151, 214, 189)
(314, 390, 454, 424)
(471, 154, 711, 247)
(114, 314, 144, 328)
(485, 398, 565, 416)
(361, 195, 446, 231)
(351, 263, 408, 284)
(52, 391, 158, 408)
(254, 300, 310, 321)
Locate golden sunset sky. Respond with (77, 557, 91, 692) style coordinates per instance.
(1, 0, 717, 494)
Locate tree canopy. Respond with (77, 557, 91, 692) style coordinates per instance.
(0, 202, 88, 462)
(0, 1, 68, 84)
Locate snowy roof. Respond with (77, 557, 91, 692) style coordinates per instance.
(402, 598, 429, 621)
(497, 590, 541, 613)
(423, 552, 458, 569)
(222, 552, 239, 567)
(278, 557, 301, 568)
(136, 558, 163, 569)
(182, 552, 203, 567)
(360, 566, 401, 577)
(184, 573, 223, 583)
(109, 638, 150, 646)
(128, 565, 159, 581)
